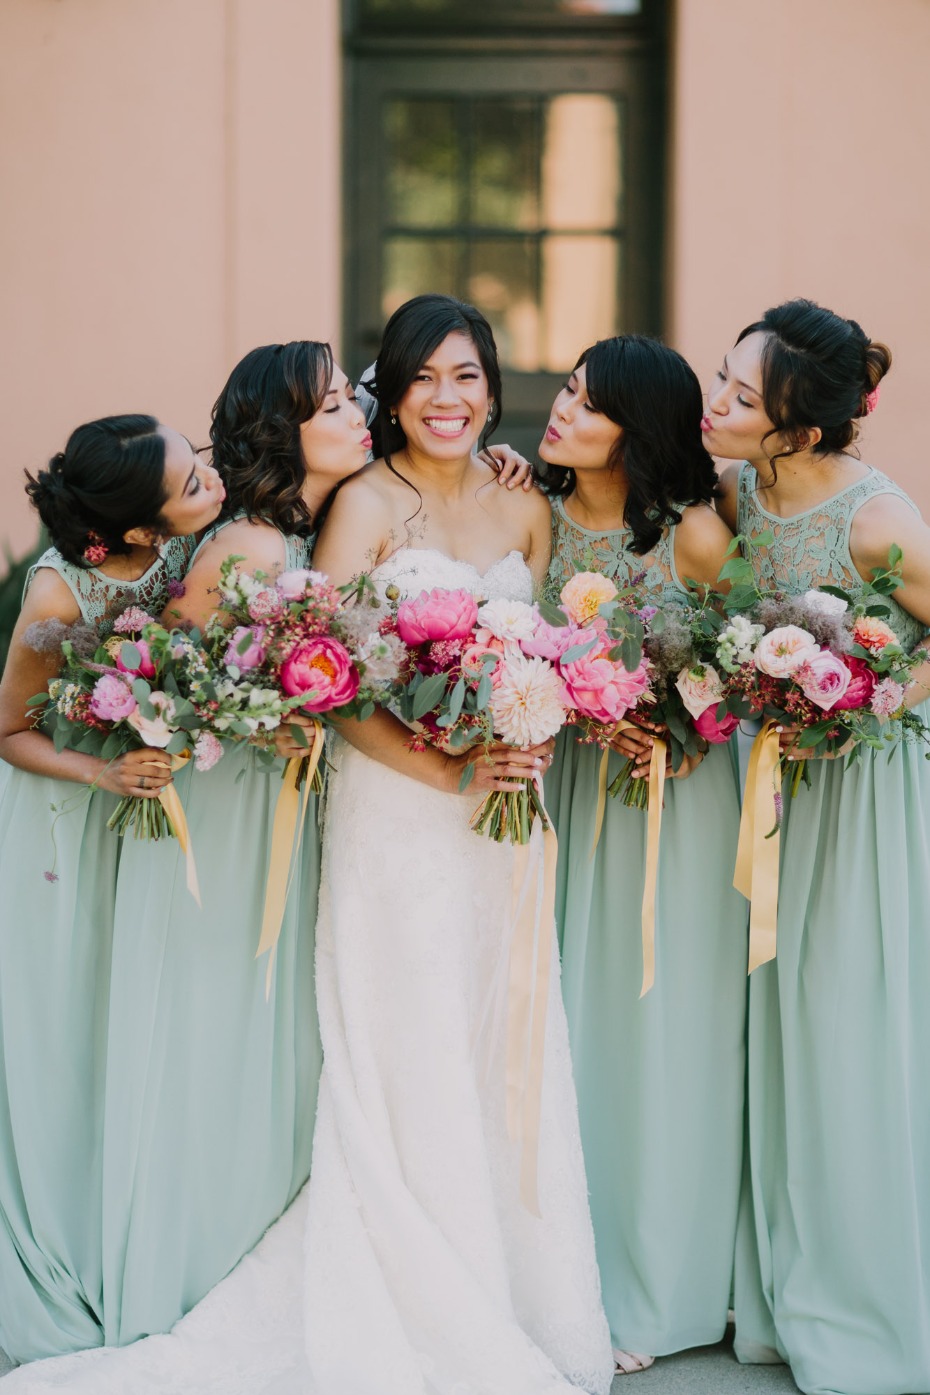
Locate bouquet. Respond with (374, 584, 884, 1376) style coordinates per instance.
(34, 604, 222, 842)
(204, 558, 401, 791)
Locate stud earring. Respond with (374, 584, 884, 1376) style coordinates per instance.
(487, 409, 493, 423)
(390, 413, 397, 426)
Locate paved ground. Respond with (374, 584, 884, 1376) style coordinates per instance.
(0, 1335, 801, 1390)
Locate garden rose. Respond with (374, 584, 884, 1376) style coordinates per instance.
(801, 589, 848, 617)
(89, 672, 138, 722)
(831, 655, 878, 711)
(795, 651, 853, 710)
(560, 571, 618, 626)
(116, 637, 157, 680)
(852, 616, 898, 653)
(694, 705, 740, 744)
(280, 637, 359, 713)
(753, 626, 820, 678)
(476, 598, 538, 644)
(224, 625, 267, 671)
(490, 653, 568, 747)
(675, 664, 724, 719)
(126, 692, 176, 747)
(396, 588, 478, 644)
(561, 653, 651, 725)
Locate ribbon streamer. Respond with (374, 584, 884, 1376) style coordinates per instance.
(157, 752, 201, 907)
(256, 721, 325, 997)
(590, 724, 666, 997)
(733, 718, 782, 973)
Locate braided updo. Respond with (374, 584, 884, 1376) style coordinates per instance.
(736, 298, 892, 463)
(25, 415, 169, 567)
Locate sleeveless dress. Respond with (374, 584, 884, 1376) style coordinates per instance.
(543, 496, 748, 1356)
(0, 541, 191, 1363)
(733, 465, 930, 1395)
(94, 520, 323, 1346)
(0, 545, 614, 1395)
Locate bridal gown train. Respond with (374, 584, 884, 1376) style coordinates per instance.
(4, 547, 613, 1395)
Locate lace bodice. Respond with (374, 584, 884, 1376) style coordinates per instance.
(192, 515, 314, 571)
(736, 463, 929, 651)
(543, 495, 687, 608)
(372, 545, 534, 604)
(24, 535, 194, 635)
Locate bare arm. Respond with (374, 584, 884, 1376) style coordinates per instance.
(0, 570, 171, 795)
(850, 493, 930, 711)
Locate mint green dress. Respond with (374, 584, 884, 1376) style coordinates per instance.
(0, 541, 191, 1363)
(98, 521, 322, 1346)
(733, 466, 930, 1395)
(543, 497, 748, 1356)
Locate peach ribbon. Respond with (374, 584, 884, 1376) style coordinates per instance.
(591, 723, 667, 997)
(158, 752, 201, 907)
(256, 721, 325, 997)
(733, 718, 782, 973)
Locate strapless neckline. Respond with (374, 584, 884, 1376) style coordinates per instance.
(372, 545, 526, 584)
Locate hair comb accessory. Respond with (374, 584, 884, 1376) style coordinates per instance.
(83, 530, 109, 565)
(865, 384, 881, 415)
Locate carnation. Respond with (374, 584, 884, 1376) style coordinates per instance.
(490, 653, 567, 747)
(193, 731, 224, 772)
(871, 677, 906, 718)
(247, 587, 283, 621)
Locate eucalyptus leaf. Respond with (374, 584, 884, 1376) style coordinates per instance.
(561, 635, 599, 665)
(536, 600, 570, 628)
(165, 731, 189, 755)
(412, 671, 448, 721)
(120, 642, 142, 671)
(448, 677, 466, 724)
(458, 759, 476, 792)
(476, 673, 492, 709)
(289, 722, 310, 749)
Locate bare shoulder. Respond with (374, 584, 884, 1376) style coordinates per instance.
(20, 564, 81, 625)
(674, 502, 734, 588)
(850, 484, 930, 572)
(478, 464, 551, 528)
(190, 519, 287, 579)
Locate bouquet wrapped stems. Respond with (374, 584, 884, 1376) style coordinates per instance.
(106, 791, 177, 840)
(470, 776, 550, 845)
(608, 758, 650, 809)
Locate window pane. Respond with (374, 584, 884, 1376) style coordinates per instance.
(542, 95, 620, 230)
(470, 102, 538, 231)
(385, 99, 458, 228)
(360, 0, 641, 18)
(542, 235, 619, 370)
(383, 237, 460, 318)
(467, 239, 539, 372)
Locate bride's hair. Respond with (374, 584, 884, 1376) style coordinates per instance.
(210, 341, 334, 537)
(364, 294, 503, 463)
(536, 335, 718, 555)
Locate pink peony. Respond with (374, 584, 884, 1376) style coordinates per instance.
(89, 672, 138, 722)
(561, 653, 651, 725)
(247, 587, 283, 621)
(675, 664, 724, 719)
(396, 588, 478, 645)
(280, 637, 360, 713)
(831, 655, 878, 712)
(754, 626, 820, 679)
(224, 625, 267, 671)
(116, 637, 157, 679)
(522, 618, 594, 662)
(795, 650, 853, 710)
(694, 705, 739, 744)
(193, 730, 224, 772)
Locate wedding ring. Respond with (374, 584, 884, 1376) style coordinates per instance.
(140, 776, 148, 789)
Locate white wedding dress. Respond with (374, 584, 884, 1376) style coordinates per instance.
(3, 549, 613, 1395)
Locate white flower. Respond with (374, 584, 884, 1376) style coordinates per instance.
(219, 567, 264, 605)
(477, 598, 538, 644)
(716, 615, 765, 672)
(126, 691, 177, 748)
(490, 653, 567, 747)
(802, 589, 848, 617)
(675, 664, 724, 719)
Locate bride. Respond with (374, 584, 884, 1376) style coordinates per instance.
(4, 297, 613, 1395)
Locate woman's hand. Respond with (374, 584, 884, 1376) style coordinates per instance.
(776, 724, 852, 760)
(480, 444, 534, 491)
(96, 747, 173, 798)
(271, 713, 319, 758)
(608, 719, 665, 779)
(449, 738, 554, 796)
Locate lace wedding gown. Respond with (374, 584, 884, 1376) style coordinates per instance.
(4, 549, 613, 1395)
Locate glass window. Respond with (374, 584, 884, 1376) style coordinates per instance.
(359, 0, 641, 19)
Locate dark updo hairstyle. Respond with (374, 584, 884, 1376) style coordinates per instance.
(736, 298, 892, 467)
(25, 415, 169, 568)
(365, 293, 503, 463)
(210, 340, 334, 537)
(537, 335, 718, 555)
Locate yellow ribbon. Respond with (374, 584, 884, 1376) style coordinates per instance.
(504, 788, 558, 1217)
(589, 724, 666, 997)
(256, 722, 325, 997)
(157, 752, 201, 907)
(733, 718, 782, 973)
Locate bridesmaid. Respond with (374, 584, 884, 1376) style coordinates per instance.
(99, 342, 370, 1346)
(0, 416, 224, 1361)
(709, 299, 930, 1395)
(539, 336, 748, 1372)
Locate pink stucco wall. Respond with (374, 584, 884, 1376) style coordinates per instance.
(1, 0, 927, 564)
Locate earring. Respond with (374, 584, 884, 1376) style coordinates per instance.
(390, 413, 397, 426)
(487, 409, 493, 423)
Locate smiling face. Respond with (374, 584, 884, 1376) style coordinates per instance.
(153, 426, 226, 538)
(394, 331, 492, 461)
(299, 363, 372, 486)
(702, 331, 780, 464)
(537, 362, 623, 474)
